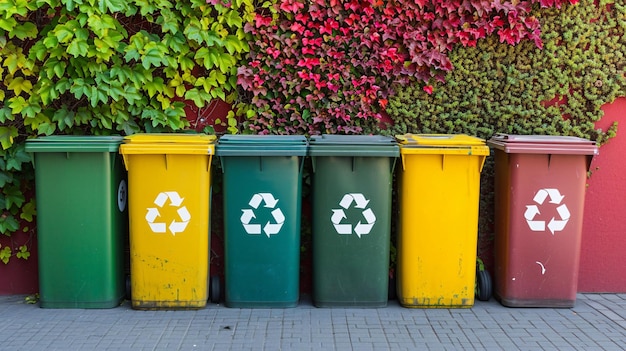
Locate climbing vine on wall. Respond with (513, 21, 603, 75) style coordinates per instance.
(386, 0, 623, 143)
(235, 0, 577, 135)
(1, 0, 622, 270)
(385, 0, 624, 264)
(0, 0, 254, 263)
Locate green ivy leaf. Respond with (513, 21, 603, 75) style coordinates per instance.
(184, 88, 211, 107)
(10, 22, 38, 40)
(144, 77, 165, 98)
(7, 76, 33, 95)
(302, 109, 311, 121)
(99, 0, 128, 13)
(0, 126, 18, 150)
(142, 47, 165, 69)
(157, 8, 180, 34)
(0, 107, 14, 124)
(0, 246, 11, 264)
(3, 185, 25, 209)
(67, 38, 89, 57)
(0, 18, 18, 33)
(16, 245, 30, 260)
(0, 214, 19, 235)
(0, 171, 12, 188)
(37, 78, 57, 105)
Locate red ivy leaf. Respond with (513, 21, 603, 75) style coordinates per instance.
(279, 0, 304, 13)
(239, 0, 576, 134)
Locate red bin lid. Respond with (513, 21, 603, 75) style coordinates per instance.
(487, 134, 598, 155)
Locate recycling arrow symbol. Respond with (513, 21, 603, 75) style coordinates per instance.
(331, 193, 376, 238)
(145, 191, 191, 236)
(240, 193, 285, 238)
(524, 188, 570, 235)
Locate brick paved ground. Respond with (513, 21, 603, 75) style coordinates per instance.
(1, 294, 625, 350)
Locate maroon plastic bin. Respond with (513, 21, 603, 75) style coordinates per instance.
(488, 134, 598, 308)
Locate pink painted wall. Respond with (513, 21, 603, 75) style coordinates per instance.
(579, 97, 626, 292)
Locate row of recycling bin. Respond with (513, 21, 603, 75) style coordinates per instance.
(25, 133, 598, 310)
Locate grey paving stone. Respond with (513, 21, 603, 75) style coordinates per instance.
(1, 294, 626, 350)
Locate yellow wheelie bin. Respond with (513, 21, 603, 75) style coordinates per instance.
(119, 134, 215, 309)
(395, 134, 489, 308)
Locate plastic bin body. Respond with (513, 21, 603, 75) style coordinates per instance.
(309, 135, 398, 307)
(395, 134, 489, 308)
(488, 134, 598, 308)
(26, 136, 127, 308)
(120, 134, 215, 310)
(217, 135, 307, 308)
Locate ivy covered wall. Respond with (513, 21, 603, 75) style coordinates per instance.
(383, 0, 625, 269)
(1, 0, 624, 293)
(386, 1, 623, 143)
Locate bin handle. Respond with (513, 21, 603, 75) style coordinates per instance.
(478, 154, 486, 173)
(548, 153, 594, 172)
(299, 155, 305, 175)
(585, 154, 594, 172)
(401, 153, 487, 172)
(121, 153, 130, 171)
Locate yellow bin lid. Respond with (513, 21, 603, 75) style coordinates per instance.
(395, 134, 490, 155)
(119, 133, 216, 155)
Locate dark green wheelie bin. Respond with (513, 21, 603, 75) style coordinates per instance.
(309, 135, 399, 307)
(26, 136, 127, 308)
(217, 135, 307, 308)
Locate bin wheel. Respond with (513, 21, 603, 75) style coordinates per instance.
(476, 269, 492, 301)
(209, 275, 221, 304)
(125, 274, 132, 301)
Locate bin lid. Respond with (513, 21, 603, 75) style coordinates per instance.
(25, 135, 124, 153)
(308, 135, 399, 157)
(119, 133, 216, 155)
(395, 134, 490, 155)
(487, 133, 598, 155)
(216, 135, 307, 156)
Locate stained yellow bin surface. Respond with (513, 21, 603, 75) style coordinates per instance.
(120, 134, 215, 309)
(395, 134, 489, 308)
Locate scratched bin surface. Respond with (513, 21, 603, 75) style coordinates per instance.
(26, 136, 128, 309)
(120, 133, 215, 310)
(217, 135, 307, 308)
(488, 134, 598, 308)
(309, 135, 399, 308)
(395, 134, 489, 308)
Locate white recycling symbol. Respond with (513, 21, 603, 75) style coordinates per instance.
(145, 191, 191, 236)
(331, 193, 376, 238)
(240, 193, 285, 238)
(524, 188, 570, 235)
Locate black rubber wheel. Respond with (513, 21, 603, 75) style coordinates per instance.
(209, 275, 221, 304)
(476, 269, 492, 301)
(125, 274, 132, 301)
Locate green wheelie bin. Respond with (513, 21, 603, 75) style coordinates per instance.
(309, 135, 399, 307)
(26, 136, 127, 308)
(217, 135, 307, 308)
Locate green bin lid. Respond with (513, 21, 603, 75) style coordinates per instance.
(25, 135, 124, 153)
(395, 134, 489, 156)
(217, 135, 307, 156)
(120, 133, 216, 155)
(308, 134, 399, 157)
(487, 133, 598, 155)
